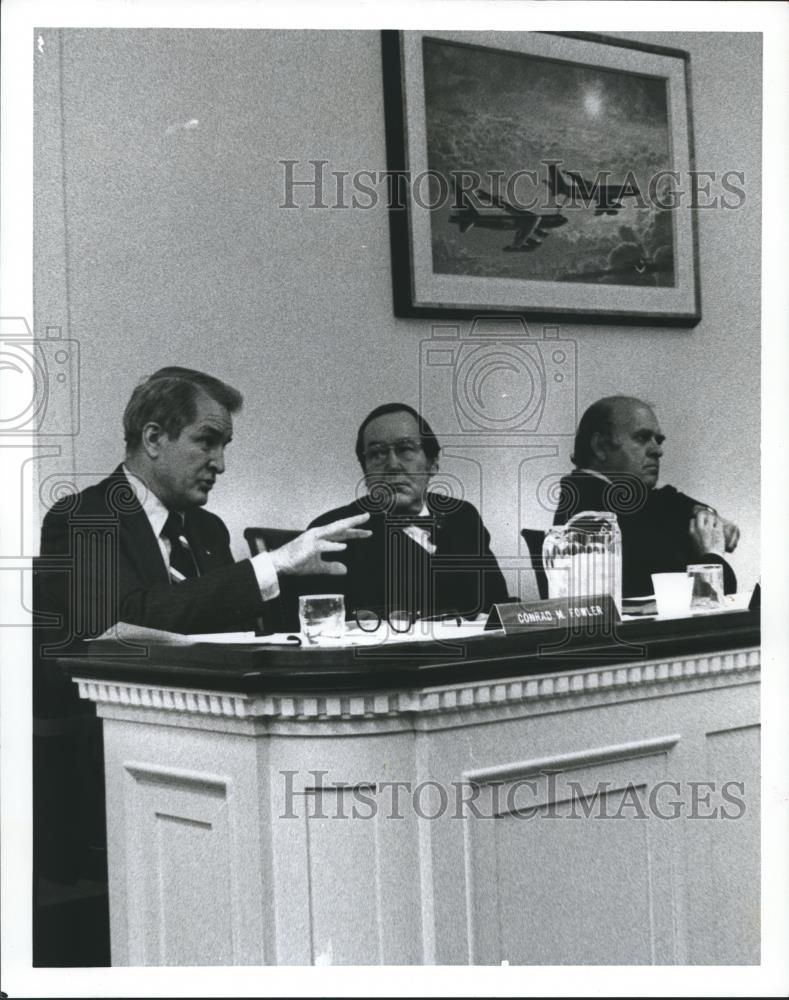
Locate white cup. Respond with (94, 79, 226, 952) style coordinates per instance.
(651, 573, 694, 619)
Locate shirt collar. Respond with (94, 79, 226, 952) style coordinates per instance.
(576, 467, 612, 484)
(122, 464, 171, 539)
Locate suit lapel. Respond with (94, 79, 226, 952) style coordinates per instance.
(108, 466, 170, 586)
(108, 464, 226, 582)
(120, 504, 170, 586)
(182, 510, 224, 575)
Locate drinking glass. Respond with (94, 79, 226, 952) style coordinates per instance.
(687, 563, 725, 611)
(298, 594, 345, 646)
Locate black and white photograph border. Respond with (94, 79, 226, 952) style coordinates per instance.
(1, 1, 788, 998)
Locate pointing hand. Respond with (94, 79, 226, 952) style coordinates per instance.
(270, 513, 371, 576)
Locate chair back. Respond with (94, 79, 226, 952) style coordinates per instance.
(244, 526, 301, 555)
(520, 528, 549, 600)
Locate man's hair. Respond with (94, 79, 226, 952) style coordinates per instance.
(355, 403, 441, 468)
(571, 395, 652, 467)
(123, 367, 243, 451)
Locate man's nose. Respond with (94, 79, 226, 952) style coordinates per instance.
(648, 439, 663, 458)
(383, 446, 403, 470)
(209, 447, 226, 474)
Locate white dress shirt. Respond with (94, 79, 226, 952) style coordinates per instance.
(401, 503, 437, 555)
(122, 466, 279, 599)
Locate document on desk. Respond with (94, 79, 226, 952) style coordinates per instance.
(94, 620, 499, 648)
(620, 590, 752, 621)
(190, 621, 495, 647)
(189, 620, 496, 647)
(94, 622, 295, 646)
(188, 631, 274, 643)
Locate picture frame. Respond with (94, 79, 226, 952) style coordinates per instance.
(382, 30, 701, 325)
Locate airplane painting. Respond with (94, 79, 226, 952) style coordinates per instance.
(420, 36, 678, 288)
(448, 181, 569, 252)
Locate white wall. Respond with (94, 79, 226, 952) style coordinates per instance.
(34, 29, 761, 597)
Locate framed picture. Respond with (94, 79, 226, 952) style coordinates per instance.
(382, 31, 701, 325)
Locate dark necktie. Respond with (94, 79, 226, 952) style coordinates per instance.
(162, 512, 199, 580)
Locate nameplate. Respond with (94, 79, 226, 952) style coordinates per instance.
(485, 595, 620, 633)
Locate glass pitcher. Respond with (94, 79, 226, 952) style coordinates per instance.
(542, 511, 622, 613)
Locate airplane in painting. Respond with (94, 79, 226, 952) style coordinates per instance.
(546, 163, 642, 216)
(448, 180, 568, 252)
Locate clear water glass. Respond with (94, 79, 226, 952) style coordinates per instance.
(298, 594, 346, 646)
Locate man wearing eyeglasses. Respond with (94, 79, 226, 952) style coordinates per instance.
(305, 402, 509, 623)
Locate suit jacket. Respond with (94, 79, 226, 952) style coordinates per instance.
(38, 465, 267, 640)
(553, 470, 736, 597)
(294, 494, 509, 625)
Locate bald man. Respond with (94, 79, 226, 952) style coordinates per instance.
(553, 396, 739, 598)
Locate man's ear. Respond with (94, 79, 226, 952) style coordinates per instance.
(589, 431, 608, 464)
(141, 421, 165, 458)
(428, 458, 439, 476)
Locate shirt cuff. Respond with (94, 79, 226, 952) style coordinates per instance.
(250, 552, 280, 601)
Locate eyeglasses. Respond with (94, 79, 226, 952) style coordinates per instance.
(354, 608, 418, 633)
(353, 608, 464, 633)
(363, 438, 424, 468)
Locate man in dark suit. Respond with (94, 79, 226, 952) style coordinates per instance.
(553, 396, 739, 597)
(33, 367, 372, 963)
(38, 366, 371, 642)
(304, 403, 509, 624)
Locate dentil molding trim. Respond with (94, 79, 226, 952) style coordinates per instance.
(74, 646, 760, 721)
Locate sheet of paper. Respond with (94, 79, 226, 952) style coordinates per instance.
(188, 631, 267, 643)
(95, 623, 294, 646)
